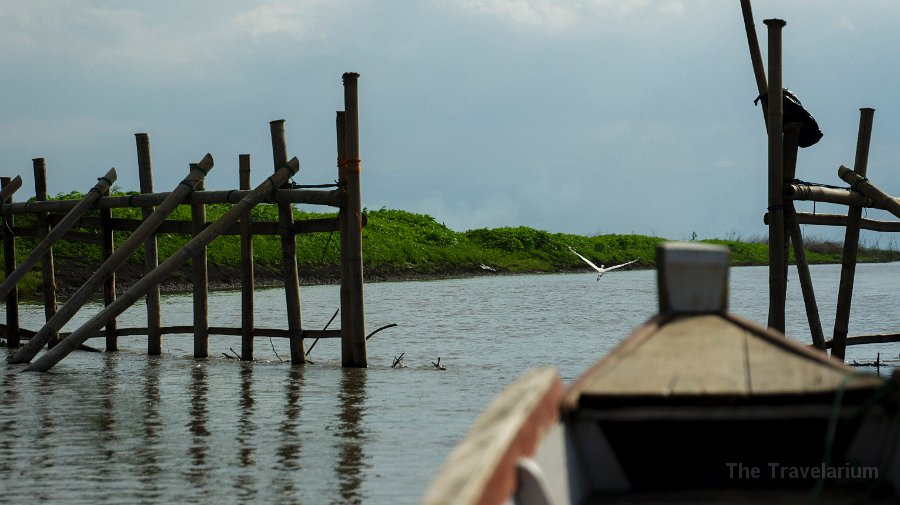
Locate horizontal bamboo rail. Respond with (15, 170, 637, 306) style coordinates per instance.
(0, 188, 342, 216)
(771, 212, 900, 232)
(3, 324, 340, 341)
(26, 158, 299, 372)
(824, 332, 900, 349)
(785, 184, 875, 208)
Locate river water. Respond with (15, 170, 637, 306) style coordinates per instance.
(1, 263, 897, 504)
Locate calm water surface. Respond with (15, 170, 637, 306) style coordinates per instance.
(1, 263, 898, 504)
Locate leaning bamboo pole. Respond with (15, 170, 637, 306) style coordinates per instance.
(2, 176, 22, 347)
(740, 0, 768, 126)
(838, 165, 900, 219)
(32, 160, 60, 348)
(765, 18, 786, 333)
(11, 156, 214, 364)
(25, 157, 299, 372)
(832, 108, 875, 361)
(0, 175, 22, 203)
(782, 123, 826, 350)
(0, 167, 117, 301)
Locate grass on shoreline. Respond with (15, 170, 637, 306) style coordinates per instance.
(3, 194, 900, 298)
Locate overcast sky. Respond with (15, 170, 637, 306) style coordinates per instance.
(3, 1, 900, 244)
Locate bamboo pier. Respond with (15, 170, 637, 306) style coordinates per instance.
(1, 73, 369, 372)
(741, 2, 900, 361)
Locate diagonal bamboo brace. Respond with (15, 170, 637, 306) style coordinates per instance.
(838, 165, 900, 219)
(0, 175, 23, 203)
(24, 157, 299, 372)
(10, 155, 214, 364)
(0, 167, 117, 301)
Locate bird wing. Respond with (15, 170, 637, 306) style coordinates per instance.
(568, 246, 603, 274)
(601, 258, 639, 273)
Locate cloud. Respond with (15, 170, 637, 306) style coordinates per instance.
(447, 0, 579, 30)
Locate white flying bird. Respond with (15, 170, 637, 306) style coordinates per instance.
(568, 247, 639, 281)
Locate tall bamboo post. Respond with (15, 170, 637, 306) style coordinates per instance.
(782, 123, 826, 349)
(0, 168, 117, 301)
(191, 173, 209, 358)
(136, 133, 163, 355)
(2, 177, 20, 348)
(31, 159, 60, 348)
(239, 154, 255, 360)
(336, 111, 351, 358)
(25, 158, 299, 372)
(340, 72, 367, 367)
(11, 156, 214, 364)
(832, 108, 876, 360)
(101, 184, 118, 352)
(764, 19, 786, 333)
(270, 120, 305, 364)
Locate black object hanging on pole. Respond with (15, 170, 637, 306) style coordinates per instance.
(755, 88, 824, 148)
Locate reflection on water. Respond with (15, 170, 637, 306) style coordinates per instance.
(335, 368, 368, 505)
(235, 363, 256, 502)
(0, 266, 897, 503)
(187, 363, 210, 486)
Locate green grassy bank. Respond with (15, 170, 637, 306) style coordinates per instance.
(4, 198, 900, 298)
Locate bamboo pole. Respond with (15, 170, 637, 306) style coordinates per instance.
(25, 158, 299, 372)
(740, 0, 768, 125)
(825, 332, 900, 349)
(0, 188, 342, 215)
(270, 120, 305, 364)
(0, 175, 22, 203)
(0, 167, 117, 301)
(832, 108, 875, 361)
(136, 133, 163, 355)
(788, 212, 900, 232)
(11, 156, 214, 364)
(240, 154, 254, 361)
(192, 173, 209, 358)
(782, 124, 825, 350)
(765, 19, 786, 333)
(2, 177, 20, 348)
(786, 184, 875, 208)
(32, 159, 60, 348)
(341, 73, 367, 367)
(101, 184, 118, 352)
(337, 111, 351, 361)
(838, 165, 900, 219)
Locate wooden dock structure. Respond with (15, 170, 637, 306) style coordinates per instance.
(1, 73, 369, 371)
(741, 2, 900, 361)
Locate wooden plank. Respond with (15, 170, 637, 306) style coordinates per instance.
(421, 367, 562, 505)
